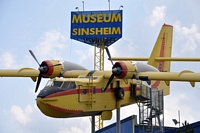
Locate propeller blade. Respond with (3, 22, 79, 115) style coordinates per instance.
(105, 47, 114, 65)
(103, 74, 114, 92)
(116, 80, 120, 88)
(35, 73, 42, 93)
(29, 50, 40, 66)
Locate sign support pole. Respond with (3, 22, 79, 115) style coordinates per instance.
(116, 108, 120, 133)
(92, 115, 95, 133)
(116, 102, 121, 133)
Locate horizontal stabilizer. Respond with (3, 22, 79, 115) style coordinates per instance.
(110, 57, 200, 62)
(137, 70, 200, 87)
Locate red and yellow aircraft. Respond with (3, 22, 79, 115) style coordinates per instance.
(1, 24, 200, 120)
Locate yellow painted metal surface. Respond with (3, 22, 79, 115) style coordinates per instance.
(111, 57, 200, 61)
(36, 76, 136, 118)
(0, 68, 39, 82)
(0, 68, 39, 77)
(137, 71, 200, 82)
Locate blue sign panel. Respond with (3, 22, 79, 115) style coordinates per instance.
(70, 10, 122, 46)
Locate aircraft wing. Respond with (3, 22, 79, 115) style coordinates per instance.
(137, 70, 200, 86)
(0, 68, 39, 82)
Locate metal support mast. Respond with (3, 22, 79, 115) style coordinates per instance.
(94, 39, 104, 71)
(94, 39, 105, 130)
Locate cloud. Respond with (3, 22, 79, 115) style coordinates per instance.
(10, 105, 33, 125)
(0, 52, 15, 68)
(8, 103, 92, 133)
(58, 117, 91, 133)
(74, 47, 94, 69)
(149, 5, 166, 26)
(164, 90, 199, 126)
(104, 104, 139, 126)
(174, 22, 200, 53)
(58, 126, 90, 133)
(35, 30, 67, 59)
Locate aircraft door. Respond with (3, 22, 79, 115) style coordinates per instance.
(78, 85, 96, 103)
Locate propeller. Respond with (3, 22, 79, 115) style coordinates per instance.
(29, 50, 48, 93)
(103, 47, 135, 92)
(103, 65, 125, 92)
(105, 47, 127, 76)
(103, 74, 114, 92)
(29, 50, 62, 92)
(103, 47, 117, 92)
(29, 50, 40, 66)
(105, 47, 114, 65)
(35, 73, 42, 93)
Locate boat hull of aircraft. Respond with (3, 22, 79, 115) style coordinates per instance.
(36, 77, 139, 118)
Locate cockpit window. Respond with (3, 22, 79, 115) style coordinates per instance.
(45, 80, 63, 88)
(61, 81, 76, 90)
(53, 81, 63, 87)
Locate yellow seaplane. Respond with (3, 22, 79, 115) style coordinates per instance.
(1, 24, 200, 120)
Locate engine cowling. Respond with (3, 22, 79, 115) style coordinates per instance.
(40, 60, 86, 78)
(112, 61, 136, 79)
(40, 60, 63, 78)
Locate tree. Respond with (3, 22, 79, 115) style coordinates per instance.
(177, 120, 194, 133)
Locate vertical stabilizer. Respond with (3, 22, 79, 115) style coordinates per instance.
(148, 24, 173, 95)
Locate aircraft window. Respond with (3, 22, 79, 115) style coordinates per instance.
(45, 80, 63, 88)
(53, 81, 63, 87)
(46, 80, 53, 87)
(62, 82, 76, 90)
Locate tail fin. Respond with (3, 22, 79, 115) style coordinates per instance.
(147, 24, 173, 95)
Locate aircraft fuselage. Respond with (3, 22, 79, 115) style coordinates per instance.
(36, 74, 143, 119)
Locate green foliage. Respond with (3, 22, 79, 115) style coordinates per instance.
(177, 121, 194, 133)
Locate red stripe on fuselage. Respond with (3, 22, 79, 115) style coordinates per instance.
(46, 103, 83, 114)
(45, 87, 131, 98)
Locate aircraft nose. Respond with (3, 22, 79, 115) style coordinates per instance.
(36, 97, 42, 107)
(37, 88, 49, 98)
(37, 87, 61, 98)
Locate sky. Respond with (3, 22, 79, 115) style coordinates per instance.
(1, 0, 200, 133)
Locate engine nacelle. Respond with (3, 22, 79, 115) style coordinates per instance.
(112, 61, 136, 79)
(40, 60, 86, 78)
(40, 60, 63, 78)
